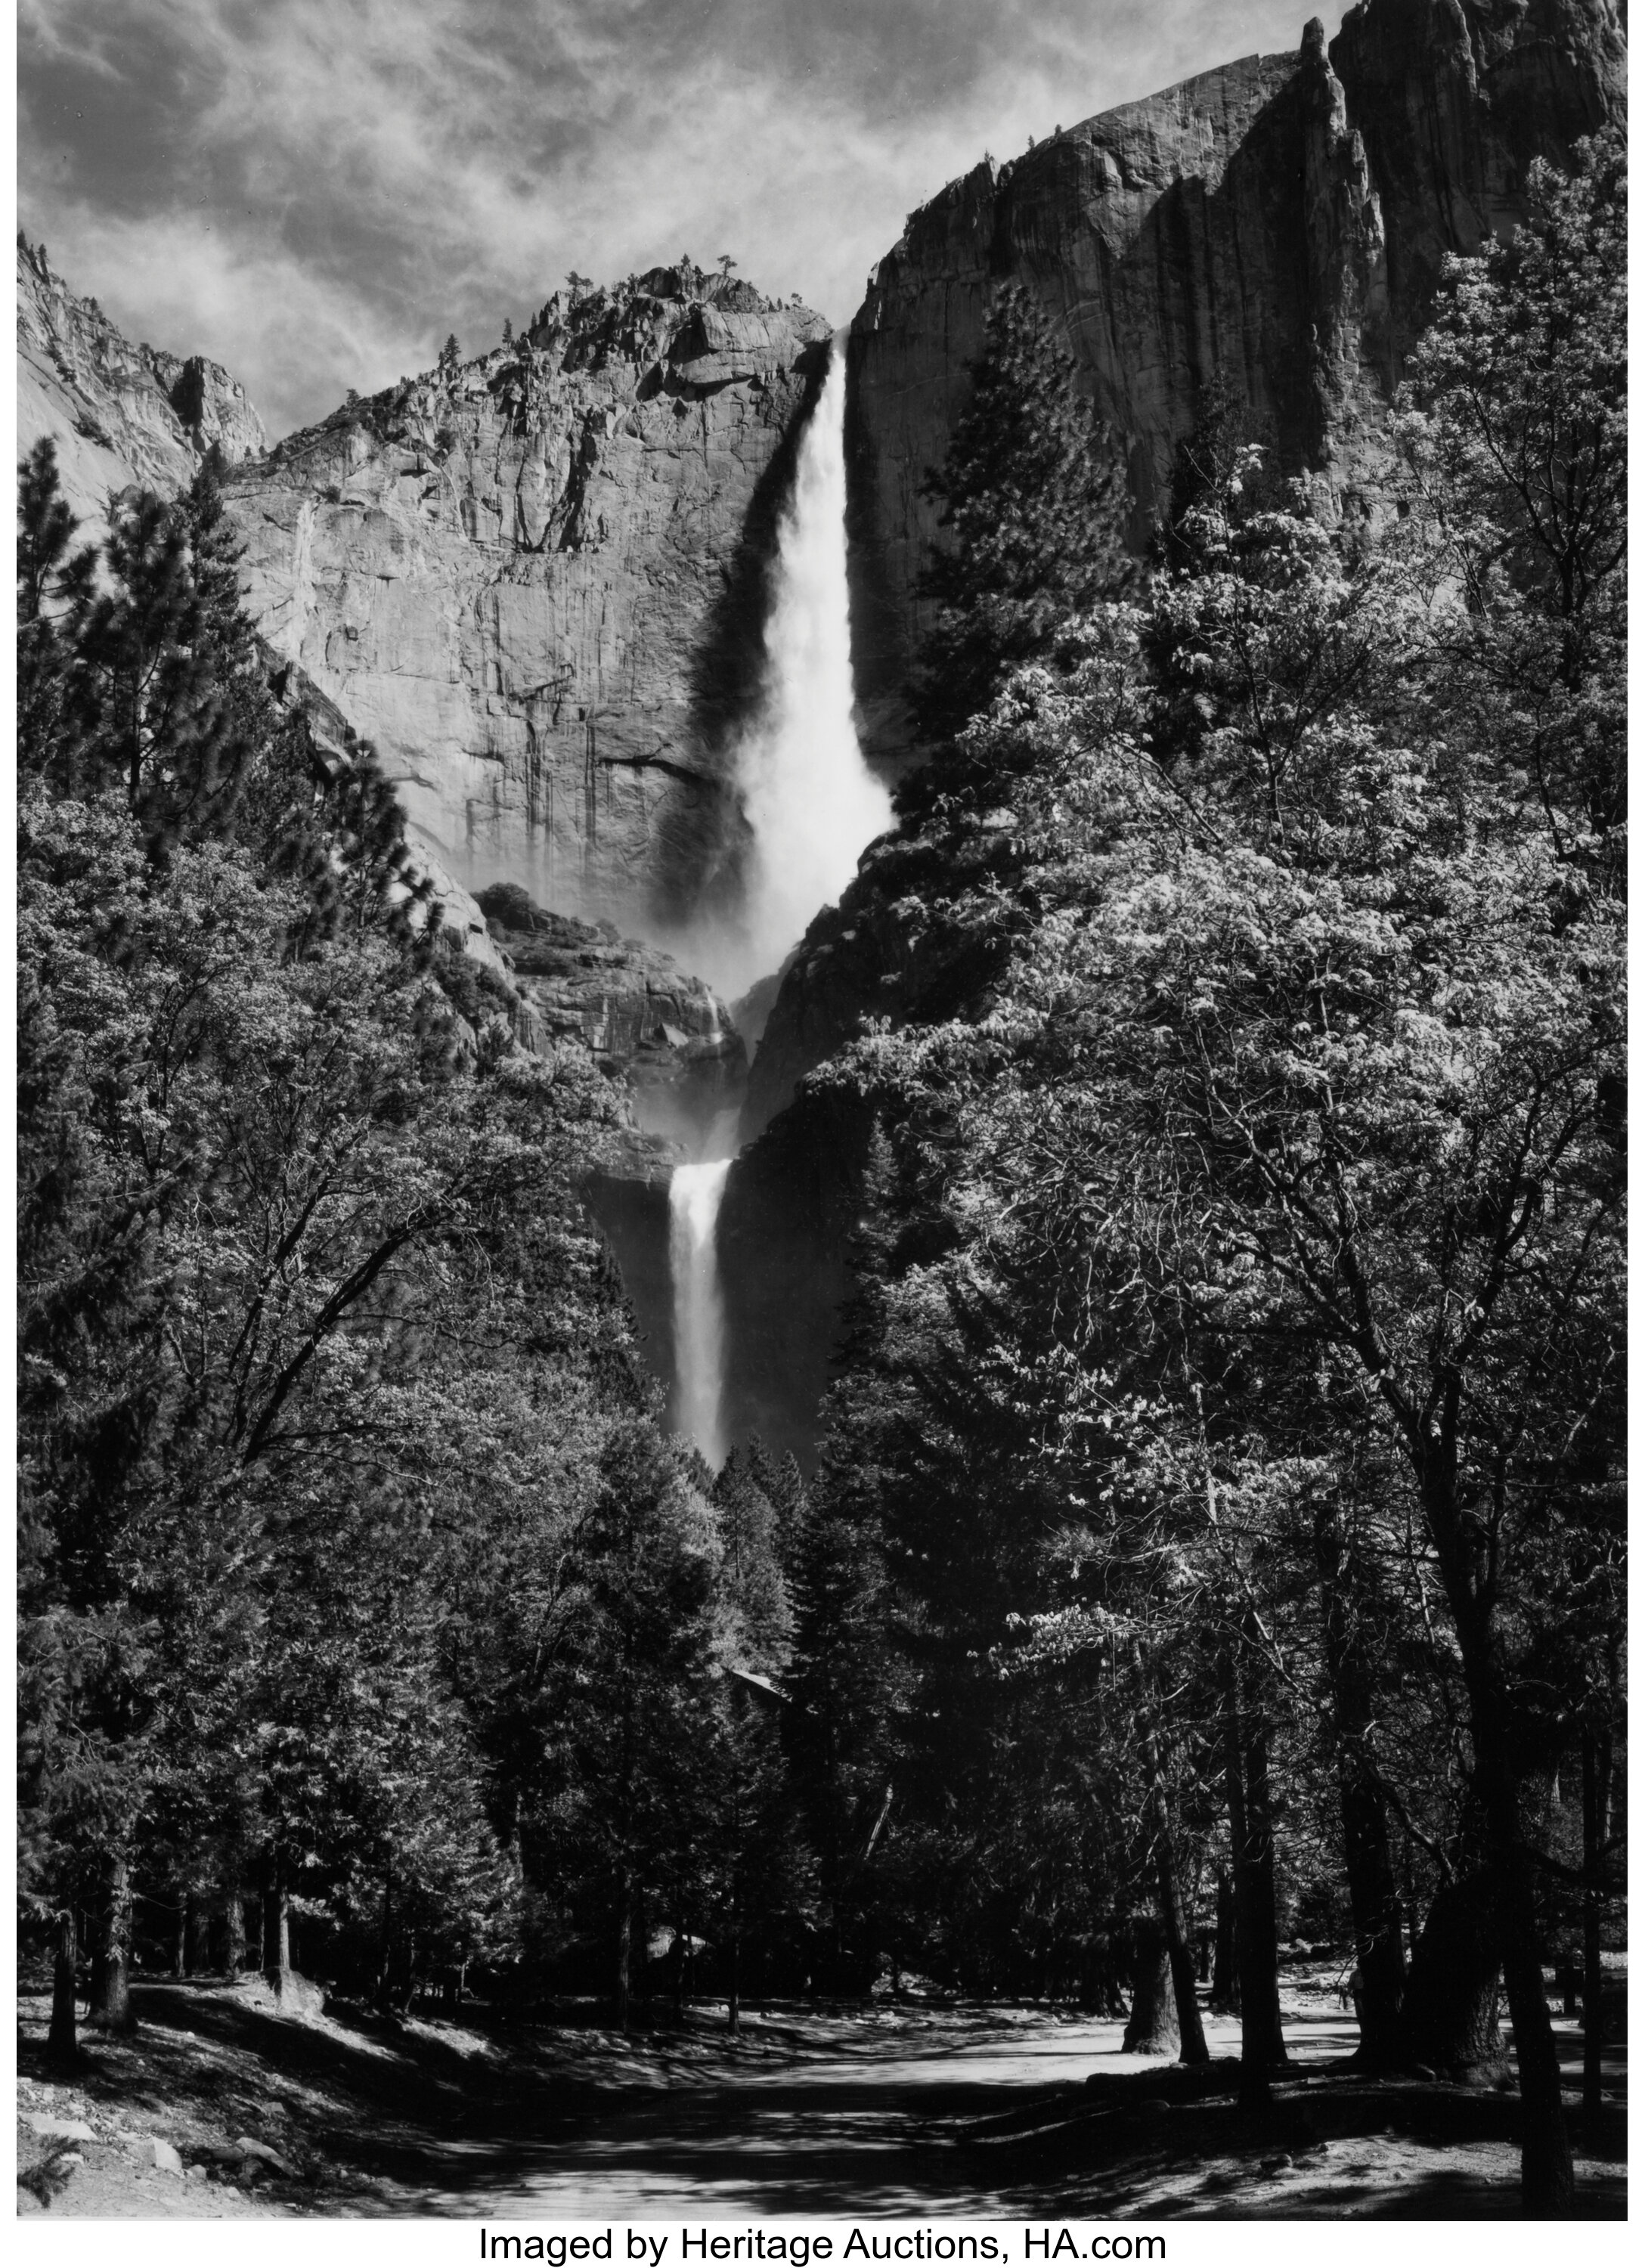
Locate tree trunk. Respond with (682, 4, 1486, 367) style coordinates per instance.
(615, 1870, 634, 2032)
(1209, 1867, 1240, 2012)
(1130, 1638, 1209, 2064)
(1122, 1913, 1178, 2056)
(1313, 1501, 1406, 2064)
(88, 1851, 135, 2031)
(1154, 1848, 1210, 2065)
(48, 1907, 78, 2065)
(1581, 1725, 1612, 2122)
(1402, 1867, 1504, 2071)
(184, 1889, 211, 1976)
(671, 1912, 687, 2018)
(1498, 1884, 1572, 2217)
(376, 1872, 394, 2009)
(1408, 1439, 1574, 2214)
(260, 1845, 291, 1993)
(1474, 1720, 1573, 2217)
(225, 1878, 246, 1972)
(726, 1888, 742, 2035)
(1221, 1647, 1285, 2105)
(1080, 1933, 1128, 2016)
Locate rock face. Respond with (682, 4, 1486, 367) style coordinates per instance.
(844, 0, 1625, 758)
(16, 239, 265, 533)
(476, 881, 745, 1153)
(218, 271, 834, 944)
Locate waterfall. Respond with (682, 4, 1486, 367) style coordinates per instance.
(698, 329, 894, 999)
(667, 334, 885, 1463)
(669, 1158, 733, 1467)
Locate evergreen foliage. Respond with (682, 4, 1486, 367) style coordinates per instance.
(909, 282, 1126, 769)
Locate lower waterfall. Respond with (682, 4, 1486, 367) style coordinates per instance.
(668, 1158, 733, 1467)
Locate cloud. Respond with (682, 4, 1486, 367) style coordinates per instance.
(18, 0, 1309, 435)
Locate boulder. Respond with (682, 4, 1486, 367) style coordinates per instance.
(232, 2136, 293, 2175)
(23, 2114, 95, 2144)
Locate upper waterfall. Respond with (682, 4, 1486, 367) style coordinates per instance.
(696, 330, 894, 1001)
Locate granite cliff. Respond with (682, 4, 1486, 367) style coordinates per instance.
(218, 271, 834, 947)
(20, 2, 1622, 960)
(844, 0, 1625, 759)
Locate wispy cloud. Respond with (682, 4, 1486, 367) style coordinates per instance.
(18, 1, 1308, 436)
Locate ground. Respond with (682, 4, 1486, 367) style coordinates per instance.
(14, 1966, 1627, 2220)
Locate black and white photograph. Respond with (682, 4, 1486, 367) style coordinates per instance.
(14, 0, 1626, 2226)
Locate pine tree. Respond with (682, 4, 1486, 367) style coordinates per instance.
(909, 282, 1126, 759)
(69, 485, 249, 846)
(16, 439, 97, 792)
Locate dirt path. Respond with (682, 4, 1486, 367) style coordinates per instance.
(409, 2003, 1626, 2221)
(417, 2007, 1126, 2219)
(18, 1984, 1625, 2220)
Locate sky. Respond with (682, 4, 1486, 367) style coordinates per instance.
(18, 1, 1309, 441)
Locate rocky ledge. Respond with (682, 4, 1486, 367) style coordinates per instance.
(476, 881, 745, 1160)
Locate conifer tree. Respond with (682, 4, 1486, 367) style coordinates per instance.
(70, 485, 249, 845)
(910, 282, 1126, 761)
(16, 438, 97, 792)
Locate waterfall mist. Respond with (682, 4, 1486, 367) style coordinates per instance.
(688, 330, 893, 1004)
(669, 1158, 733, 1467)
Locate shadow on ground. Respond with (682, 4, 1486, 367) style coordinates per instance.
(16, 1983, 1628, 2220)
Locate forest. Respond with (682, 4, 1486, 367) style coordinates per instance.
(15, 129, 1625, 2220)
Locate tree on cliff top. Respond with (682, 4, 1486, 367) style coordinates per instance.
(909, 282, 1126, 761)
